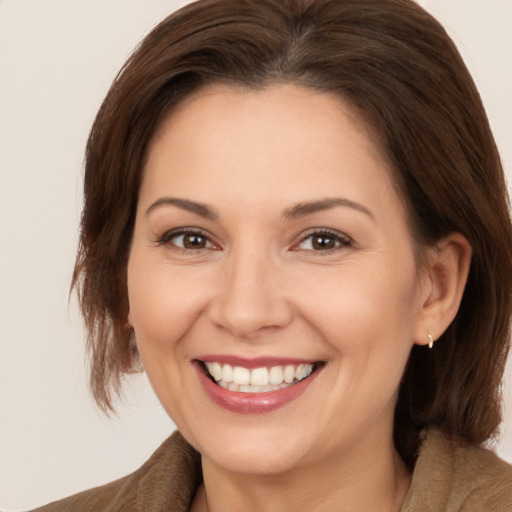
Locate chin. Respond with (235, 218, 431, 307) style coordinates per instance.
(203, 433, 310, 476)
(181, 417, 314, 476)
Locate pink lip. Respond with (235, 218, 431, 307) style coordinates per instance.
(193, 360, 322, 414)
(197, 354, 317, 369)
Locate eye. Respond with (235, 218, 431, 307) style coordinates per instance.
(294, 230, 351, 252)
(157, 229, 218, 250)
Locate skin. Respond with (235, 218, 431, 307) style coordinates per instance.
(127, 84, 471, 512)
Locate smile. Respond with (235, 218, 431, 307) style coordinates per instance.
(204, 362, 314, 393)
(195, 357, 323, 413)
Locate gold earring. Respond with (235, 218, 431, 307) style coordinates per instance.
(427, 333, 434, 349)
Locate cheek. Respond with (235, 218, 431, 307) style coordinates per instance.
(127, 258, 212, 356)
(125, 257, 215, 425)
(293, 259, 422, 357)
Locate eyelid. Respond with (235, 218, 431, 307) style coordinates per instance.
(291, 228, 353, 252)
(155, 227, 220, 250)
(154, 226, 351, 253)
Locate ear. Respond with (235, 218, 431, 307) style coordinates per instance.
(413, 232, 472, 346)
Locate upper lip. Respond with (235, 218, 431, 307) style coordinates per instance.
(196, 355, 321, 369)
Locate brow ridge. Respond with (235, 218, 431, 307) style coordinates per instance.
(283, 197, 373, 220)
(145, 197, 218, 219)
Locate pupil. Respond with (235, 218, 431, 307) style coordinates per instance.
(313, 236, 334, 250)
(184, 234, 205, 249)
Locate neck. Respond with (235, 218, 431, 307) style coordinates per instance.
(193, 429, 411, 512)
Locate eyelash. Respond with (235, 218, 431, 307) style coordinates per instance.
(155, 228, 352, 253)
(292, 229, 352, 253)
(155, 228, 218, 251)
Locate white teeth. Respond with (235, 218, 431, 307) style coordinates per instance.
(269, 366, 283, 385)
(283, 365, 295, 384)
(204, 361, 315, 393)
(232, 366, 250, 385)
(222, 364, 233, 383)
(295, 364, 313, 381)
(250, 367, 269, 386)
(210, 362, 222, 381)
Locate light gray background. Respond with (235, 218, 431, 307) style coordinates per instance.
(1, 1, 511, 510)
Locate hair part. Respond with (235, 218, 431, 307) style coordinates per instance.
(72, 0, 512, 466)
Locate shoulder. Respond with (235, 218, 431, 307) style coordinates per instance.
(402, 429, 512, 512)
(30, 431, 202, 512)
(29, 475, 134, 512)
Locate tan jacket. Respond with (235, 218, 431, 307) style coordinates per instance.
(32, 429, 512, 511)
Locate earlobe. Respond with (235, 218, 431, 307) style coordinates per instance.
(414, 232, 472, 346)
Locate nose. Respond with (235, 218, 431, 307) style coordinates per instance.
(208, 248, 293, 339)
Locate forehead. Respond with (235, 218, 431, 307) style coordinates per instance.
(149, 83, 384, 158)
(141, 83, 405, 221)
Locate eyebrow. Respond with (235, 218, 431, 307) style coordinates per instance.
(145, 197, 218, 219)
(145, 196, 373, 221)
(282, 198, 374, 220)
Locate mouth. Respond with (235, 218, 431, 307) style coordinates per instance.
(194, 357, 324, 413)
(198, 359, 324, 394)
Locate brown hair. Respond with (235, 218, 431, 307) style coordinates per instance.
(73, 0, 512, 465)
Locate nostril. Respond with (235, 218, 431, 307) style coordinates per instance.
(207, 262, 293, 337)
(208, 295, 293, 339)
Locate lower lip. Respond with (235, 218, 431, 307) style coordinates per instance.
(195, 362, 321, 414)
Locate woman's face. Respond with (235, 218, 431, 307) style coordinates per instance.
(127, 84, 429, 475)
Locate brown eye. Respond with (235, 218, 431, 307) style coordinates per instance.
(311, 235, 337, 250)
(296, 230, 351, 252)
(159, 230, 215, 250)
(183, 233, 207, 249)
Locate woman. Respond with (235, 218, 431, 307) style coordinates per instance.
(33, 0, 512, 510)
